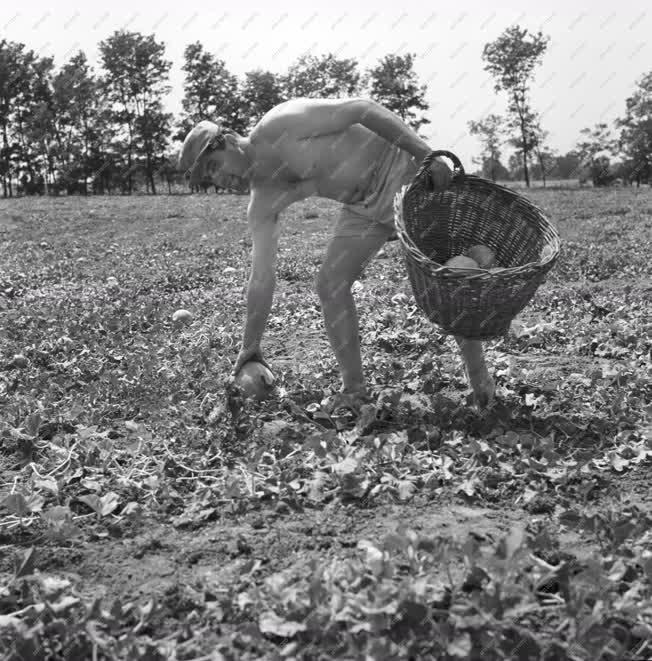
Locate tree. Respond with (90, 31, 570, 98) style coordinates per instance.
(0, 40, 36, 196)
(482, 25, 549, 187)
(283, 53, 361, 99)
(49, 51, 110, 194)
(10, 50, 56, 193)
(529, 150, 556, 184)
(16, 50, 100, 196)
(178, 42, 244, 139)
(474, 157, 510, 181)
(156, 152, 182, 194)
(22, 57, 57, 192)
(366, 54, 430, 133)
(530, 122, 556, 187)
(468, 114, 504, 181)
(617, 71, 652, 187)
(51, 53, 86, 190)
(99, 30, 172, 194)
(576, 123, 617, 186)
(554, 150, 583, 180)
(52, 55, 115, 195)
(507, 152, 524, 181)
(505, 106, 541, 187)
(240, 70, 285, 131)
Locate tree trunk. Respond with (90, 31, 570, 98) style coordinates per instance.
(2, 122, 12, 197)
(522, 150, 530, 187)
(147, 153, 156, 195)
(47, 151, 56, 195)
(124, 111, 134, 195)
(516, 102, 530, 187)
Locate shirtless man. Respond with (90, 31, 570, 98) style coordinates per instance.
(178, 98, 495, 409)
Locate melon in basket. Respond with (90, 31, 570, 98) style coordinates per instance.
(466, 245, 496, 269)
(444, 255, 480, 272)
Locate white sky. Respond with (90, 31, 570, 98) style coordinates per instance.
(2, 0, 651, 168)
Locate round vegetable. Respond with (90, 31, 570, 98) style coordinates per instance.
(234, 361, 275, 401)
(172, 309, 193, 326)
(443, 255, 481, 272)
(467, 244, 496, 269)
(12, 354, 28, 368)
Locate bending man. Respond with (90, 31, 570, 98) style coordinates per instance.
(178, 98, 494, 409)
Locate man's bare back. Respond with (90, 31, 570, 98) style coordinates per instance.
(249, 122, 391, 203)
(181, 98, 435, 207)
(178, 98, 494, 409)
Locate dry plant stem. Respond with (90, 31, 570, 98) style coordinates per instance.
(454, 336, 495, 407)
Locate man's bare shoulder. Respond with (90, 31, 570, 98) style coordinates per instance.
(250, 97, 365, 143)
(249, 99, 313, 141)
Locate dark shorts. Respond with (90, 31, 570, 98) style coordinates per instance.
(333, 142, 418, 240)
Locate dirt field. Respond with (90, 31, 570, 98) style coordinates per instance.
(1, 188, 651, 660)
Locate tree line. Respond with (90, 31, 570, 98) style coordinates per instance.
(1, 25, 650, 197)
(471, 26, 652, 187)
(0, 33, 428, 197)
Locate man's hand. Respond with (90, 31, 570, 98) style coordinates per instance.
(429, 158, 453, 191)
(232, 346, 271, 376)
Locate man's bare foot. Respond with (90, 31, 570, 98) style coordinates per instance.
(323, 386, 372, 414)
(471, 376, 496, 409)
(454, 336, 495, 409)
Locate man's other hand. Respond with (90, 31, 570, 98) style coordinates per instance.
(429, 158, 453, 191)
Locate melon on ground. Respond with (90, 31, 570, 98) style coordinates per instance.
(235, 361, 275, 401)
(172, 309, 193, 325)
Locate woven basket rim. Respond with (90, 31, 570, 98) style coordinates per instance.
(393, 175, 561, 277)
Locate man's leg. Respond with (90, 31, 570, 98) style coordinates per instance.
(454, 336, 495, 407)
(316, 220, 392, 394)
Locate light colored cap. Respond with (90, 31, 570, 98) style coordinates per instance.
(177, 119, 225, 179)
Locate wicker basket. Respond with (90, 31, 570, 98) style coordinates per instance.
(394, 150, 560, 339)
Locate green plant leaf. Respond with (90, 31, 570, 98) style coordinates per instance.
(2, 493, 32, 517)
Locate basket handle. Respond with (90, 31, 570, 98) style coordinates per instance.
(414, 150, 465, 191)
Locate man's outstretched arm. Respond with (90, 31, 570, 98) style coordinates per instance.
(354, 99, 452, 187)
(232, 199, 280, 375)
(265, 98, 429, 156)
(355, 100, 431, 161)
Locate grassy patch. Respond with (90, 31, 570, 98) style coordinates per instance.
(1, 188, 651, 660)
